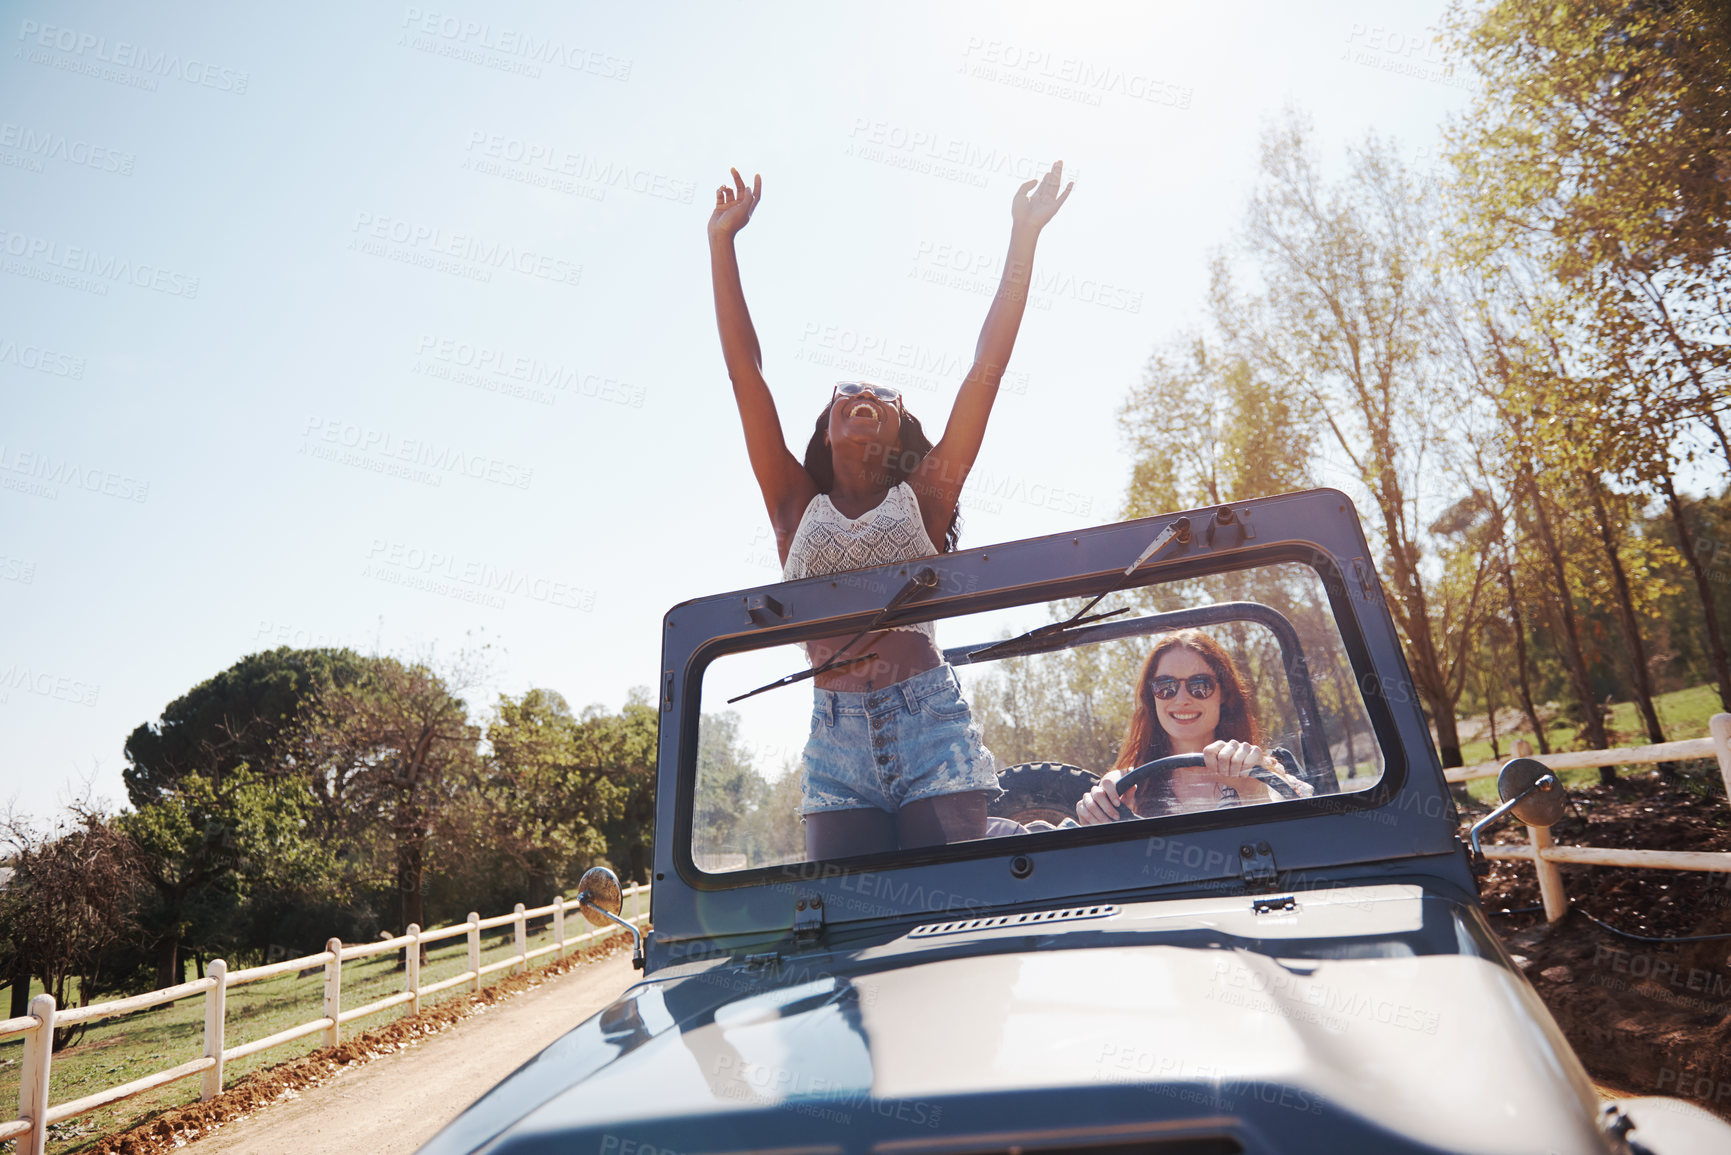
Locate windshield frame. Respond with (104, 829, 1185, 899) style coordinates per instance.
(669, 538, 1409, 892)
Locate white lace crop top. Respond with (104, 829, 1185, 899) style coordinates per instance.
(782, 482, 940, 645)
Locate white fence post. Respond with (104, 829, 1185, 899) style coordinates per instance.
(202, 959, 227, 1100)
(467, 912, 481, 992)
(323, 937, 342, 1048)
(406, 923, 421, 1016)
(18, 992, 55, 1155)
(514, 903, 527, 974)
(553, 896, 565, 960)
(1527, 824, 1570, 922)
(1711, 714, 1731, 802)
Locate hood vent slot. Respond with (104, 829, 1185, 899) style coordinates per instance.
(909, 904, 1119, 938)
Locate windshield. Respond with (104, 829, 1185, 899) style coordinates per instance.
(690, 559, 1384, 874)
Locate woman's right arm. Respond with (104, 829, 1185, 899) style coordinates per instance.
(708, 169, 815, 544)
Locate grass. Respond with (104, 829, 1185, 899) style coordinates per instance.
(0, 904, 642, 1154)
(1457, 683, 1727, 804)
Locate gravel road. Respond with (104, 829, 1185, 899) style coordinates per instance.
(184, 951, 637, 1153)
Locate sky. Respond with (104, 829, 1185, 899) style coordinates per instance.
(0, 1, 1483, 818)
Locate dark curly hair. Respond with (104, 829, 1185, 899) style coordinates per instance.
(801, 400, 961, 552)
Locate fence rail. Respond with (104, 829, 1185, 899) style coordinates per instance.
(1461, 713, 1731, 922)
(0, 883, 648, 1155)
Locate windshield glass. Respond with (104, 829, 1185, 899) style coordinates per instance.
(690, 559, 1383, 874)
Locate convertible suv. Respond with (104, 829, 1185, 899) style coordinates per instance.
(423, 490, 1731, 1154)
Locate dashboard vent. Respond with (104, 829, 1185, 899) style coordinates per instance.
(908, 904, 1119, 938)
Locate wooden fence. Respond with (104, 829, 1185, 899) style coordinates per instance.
(0, 884, 648, 1155)
(1451, 713, 1731, 921)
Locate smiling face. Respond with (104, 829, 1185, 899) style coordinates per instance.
(1150, 645, 1222, 753)
(825, 389, 902, 457)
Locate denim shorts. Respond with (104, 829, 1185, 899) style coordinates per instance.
(799, 664, 1001, 815)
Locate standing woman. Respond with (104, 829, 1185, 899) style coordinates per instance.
(708, 162, 1072, 860)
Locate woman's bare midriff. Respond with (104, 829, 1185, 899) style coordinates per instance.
(809, 629, 943, 692)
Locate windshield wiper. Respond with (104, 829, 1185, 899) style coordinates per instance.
(967, 517, 1191, 662)
(728, 567, 941, 704)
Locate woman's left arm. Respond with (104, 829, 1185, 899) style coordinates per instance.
(912, 161, 1072, 542)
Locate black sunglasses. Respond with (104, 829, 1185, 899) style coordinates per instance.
(1151, 673, 1217, 701)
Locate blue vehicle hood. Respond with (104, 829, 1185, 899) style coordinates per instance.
(421, 885, 1611, 1155)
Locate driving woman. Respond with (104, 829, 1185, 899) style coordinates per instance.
(708, 162, 1072, 860)
(1076, 630, 1311, 824)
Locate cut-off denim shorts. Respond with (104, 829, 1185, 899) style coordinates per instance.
(799, 664, 1001, 815)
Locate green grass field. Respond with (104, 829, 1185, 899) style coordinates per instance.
(1457, 683, 1727, 804)
(0, 909, 638, 1154)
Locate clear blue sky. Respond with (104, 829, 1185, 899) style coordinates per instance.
(1, 1, 1479, 817)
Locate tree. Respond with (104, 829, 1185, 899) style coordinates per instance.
(1447, 0, 1731, 712)
(123, 647, 371, 806)
(1207, 114, 1482, 765)
(297, 653, 482, 936)
(119, 767, 330, 990)
(0, 805, 141, 1047)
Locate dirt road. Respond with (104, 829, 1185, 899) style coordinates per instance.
(185, 952, 637, 1154)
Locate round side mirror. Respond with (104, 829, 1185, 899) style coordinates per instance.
(576, 866, 624, 929)
(1497, 757, 1566, 828)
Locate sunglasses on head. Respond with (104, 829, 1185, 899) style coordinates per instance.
(833, 381, 903, 404)
(1151, 673, 1217, 701)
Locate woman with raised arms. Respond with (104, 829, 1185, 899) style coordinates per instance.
(708, 161, 1072, 860)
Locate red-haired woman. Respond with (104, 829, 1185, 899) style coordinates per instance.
(708, 162, 1073, 859)
(1076, 630, 1311, 824)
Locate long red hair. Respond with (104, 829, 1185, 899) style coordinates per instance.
(1113, 630, 1262, 772)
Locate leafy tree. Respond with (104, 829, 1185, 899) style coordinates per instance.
(123, 647, 371, 806)
(295, 654, 481, 935)
(118, 768, 330, 989)
(0, 805, 141, 1046)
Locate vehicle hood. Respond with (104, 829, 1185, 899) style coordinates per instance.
(423, 886, 1610, 1155)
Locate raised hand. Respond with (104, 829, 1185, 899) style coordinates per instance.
(708, 167, 762, 241)
(1011, 160, 1073, 232)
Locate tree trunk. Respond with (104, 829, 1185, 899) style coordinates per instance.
(1583, 473, 1667, 762)
(1660, 473, 1731, 711)
(396, 834, 425, 934)
(8, 964, 28, 1019)
(1500, 555, 1551, 754)
(153, 935, 180, 993)
(1525, 476, 1613, 776)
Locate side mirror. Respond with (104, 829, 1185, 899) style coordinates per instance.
(1497, 757, 1566, 828)
(576, 866, 644, 969)
(1466, 757, 1563, 874)
(575, 866, 624, 928)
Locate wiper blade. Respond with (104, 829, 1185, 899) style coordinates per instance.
(728, 567, 940, 704)
(967, 517, 1190, 662)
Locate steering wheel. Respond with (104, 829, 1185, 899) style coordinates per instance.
(1110, 752, 1304, 820)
